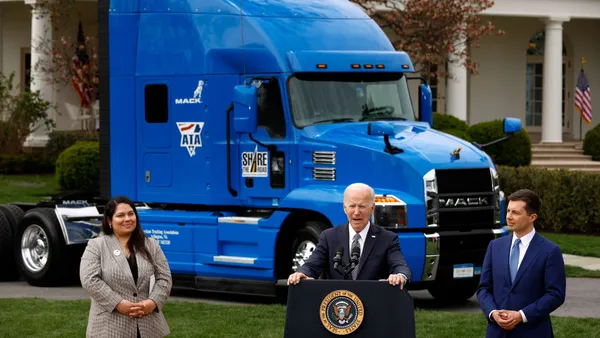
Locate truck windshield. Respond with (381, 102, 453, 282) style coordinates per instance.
(288, 73, 416, 128)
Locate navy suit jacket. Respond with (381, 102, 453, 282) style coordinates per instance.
(476, 232, 566, 338)
(297, 223, 412, 281)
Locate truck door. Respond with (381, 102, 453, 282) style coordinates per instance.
(237, 77, 290, 205)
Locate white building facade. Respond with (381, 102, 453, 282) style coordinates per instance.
(418, 0, 600, 143)
(0, 0, 598, 145)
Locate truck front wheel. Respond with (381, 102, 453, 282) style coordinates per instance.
(15, 208, 72, 286)
(427, 278, 480, 304)
(290, 221, 328, 273)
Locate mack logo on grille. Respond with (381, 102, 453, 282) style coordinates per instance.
(439, 197, 489, 208)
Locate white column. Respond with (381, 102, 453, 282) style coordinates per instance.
(541, 17, 569, 143)
(446, 36, 468, 121)
(23, 1, 54, 148)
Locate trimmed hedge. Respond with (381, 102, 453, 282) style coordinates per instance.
(498, 165, 600, 234)
(468, 120, 532, 167)
(583, 124, 600, 159)
(432, 113, 468, 132)
(440, 128, 473, 142)
(45, 131, 99, 166)
(55, 141, 100, 194)
(0, 153, 54, 174)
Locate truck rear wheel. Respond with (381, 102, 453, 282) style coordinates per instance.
(427, 278, 480, 304)
(15, 208, 72, 286)
(0, 204, 24, 237)
(0, 212, 18, 281)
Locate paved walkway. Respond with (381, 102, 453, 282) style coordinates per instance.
(563, 254, 600, 271)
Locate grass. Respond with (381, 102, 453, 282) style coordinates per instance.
(566, 265, 600, 278)
(541, 232, 600, 258)
(0, 298, 599, 337)
(0, 174, 59, 204)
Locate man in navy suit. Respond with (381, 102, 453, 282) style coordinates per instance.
(287, 183, 412, 287)
(477, 189, 566, 337)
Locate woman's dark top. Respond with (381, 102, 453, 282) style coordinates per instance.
(126, 249, 138, 285)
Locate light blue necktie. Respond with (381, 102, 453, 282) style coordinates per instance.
(509, 238, 521, 283)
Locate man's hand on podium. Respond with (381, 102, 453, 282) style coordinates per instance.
(387, 274, 407, 289)
(287, 272, 314, 285)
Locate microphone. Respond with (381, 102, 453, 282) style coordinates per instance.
(333, 245, 344, 269)
(350, 246, 360, 270)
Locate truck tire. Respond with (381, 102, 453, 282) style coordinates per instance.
(289, 221, 328, 274)
(427, 278, 480, 304)
(15, 208, 71, 286)
(0, 212, 19, 281)
(0, 204, 24, 237)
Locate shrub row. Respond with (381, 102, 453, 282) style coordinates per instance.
(583, 123, 600, 160)
(432, 113, 532, 167)
(55, 141, 100, 194)
(0, 153, 54, 175)
(498, 165, 600, 235)
(0, 131, 99, 175)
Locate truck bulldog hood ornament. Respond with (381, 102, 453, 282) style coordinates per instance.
(451, 146, 462, 159)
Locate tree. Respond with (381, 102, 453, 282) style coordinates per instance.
(29, 0, 99, 110)
(351, 0, 504, 82)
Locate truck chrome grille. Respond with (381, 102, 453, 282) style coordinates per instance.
(312, 151, 336, 165)
(313, 168, 336, 181)
(435, 168, 494, 227)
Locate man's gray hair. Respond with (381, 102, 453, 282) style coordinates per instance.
(344, 183, 375, 205)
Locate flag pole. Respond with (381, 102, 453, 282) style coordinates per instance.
(580, 57, 585, 141)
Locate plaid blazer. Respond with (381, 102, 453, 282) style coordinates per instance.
(80, 234, 172, 338)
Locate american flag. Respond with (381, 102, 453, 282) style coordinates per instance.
(71, 20, 93, 108)
(575, 68, 592, 125)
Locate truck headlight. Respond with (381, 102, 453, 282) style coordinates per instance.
(373, 195, 407, 230)
(423, 169, 439, 226)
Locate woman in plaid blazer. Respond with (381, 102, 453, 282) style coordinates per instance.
(80, 196, 172, 338)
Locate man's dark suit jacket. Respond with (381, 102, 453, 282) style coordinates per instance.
(297, 223, 412, 281)
(476, 232, 566, 338)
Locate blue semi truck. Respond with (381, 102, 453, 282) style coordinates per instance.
(0, 0, 523, 303)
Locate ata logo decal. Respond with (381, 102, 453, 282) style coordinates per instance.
(175, 80, 205, 105)
(241, 145, 268, 177)
(177, 122, 204, 157)
(320, 290, 364, 335)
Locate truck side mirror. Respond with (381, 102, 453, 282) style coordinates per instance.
(419, 84, 433, 127)
(367, 121, 403, 154)
(503, 118, 522, 134)
(233, 85, 258, 134)
(367, 121, 395, 136)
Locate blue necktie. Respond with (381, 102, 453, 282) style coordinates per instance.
(510, 238, 521, 283)
(351, 234, 361, 280)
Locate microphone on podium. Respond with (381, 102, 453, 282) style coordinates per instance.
(333, 245, 344, 269)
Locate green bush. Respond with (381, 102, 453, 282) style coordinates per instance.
(467, 120, 532, 167)
(432, 113, 469, 132)
(439, 128, 473, 142)
(498, 165, 600, 234)
(45, 131, 99, 166)
(55, 141, 100, 194)
(583, 124, 600, 158)
(0, 153, 53, 174)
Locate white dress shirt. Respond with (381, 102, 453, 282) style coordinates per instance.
(489, 228, 536, 323)
(348, 222, 371, 255)
(348, 222, 407, 281)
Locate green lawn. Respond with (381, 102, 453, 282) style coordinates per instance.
(0, 174, 59, 204)
(0, 298, 599, 337)
(541, 232, 600, 258)
(566, 265, 600, 278)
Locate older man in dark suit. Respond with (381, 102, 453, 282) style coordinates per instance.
(287, 183, 411, 287)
